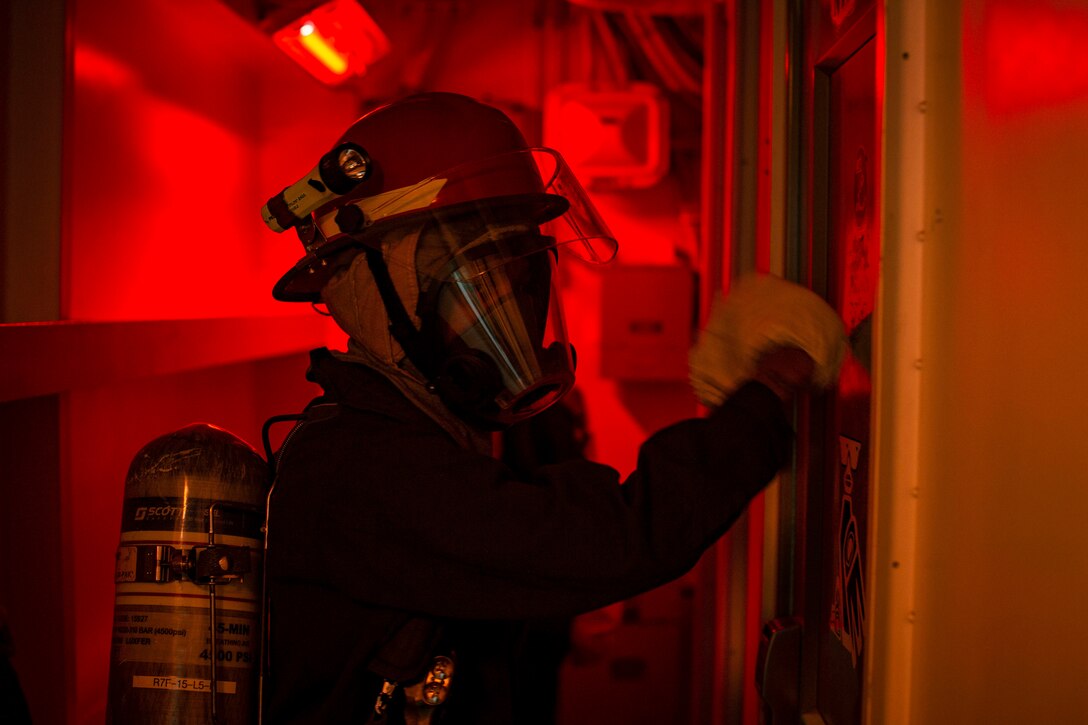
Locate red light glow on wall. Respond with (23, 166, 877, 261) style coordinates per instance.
(272, 0, 389, 85)
(982, 1, 1088, 114)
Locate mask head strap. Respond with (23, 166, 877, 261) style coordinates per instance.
(363, 247, 439, 384)
(364, 247, 503, 416)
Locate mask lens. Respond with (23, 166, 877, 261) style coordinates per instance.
(434, 245, 573, 424)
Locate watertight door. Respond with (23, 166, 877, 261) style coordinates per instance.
(757, 3, 881, 724)
(810, 32, 879, 725)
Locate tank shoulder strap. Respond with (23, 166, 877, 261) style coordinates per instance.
(261, 400, 340, 480)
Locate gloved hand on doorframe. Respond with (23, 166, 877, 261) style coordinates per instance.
(689, 273, 848, 406)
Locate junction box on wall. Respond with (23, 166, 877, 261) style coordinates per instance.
(600, 264, 694, 381)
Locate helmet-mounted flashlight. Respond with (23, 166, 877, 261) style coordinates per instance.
(261, 142, 371, 233)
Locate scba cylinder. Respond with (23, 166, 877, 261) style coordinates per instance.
(106, 423, 268, 724)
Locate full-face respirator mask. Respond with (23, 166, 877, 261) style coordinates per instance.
(407, 221, 574, 427)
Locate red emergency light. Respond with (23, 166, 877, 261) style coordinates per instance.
(272, 0, 389, 85)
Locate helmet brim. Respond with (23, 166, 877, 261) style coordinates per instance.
(273, 193, 577, 302)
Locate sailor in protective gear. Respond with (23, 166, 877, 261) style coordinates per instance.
(264, 91, 614, 432)
(261, 92, 838, 724)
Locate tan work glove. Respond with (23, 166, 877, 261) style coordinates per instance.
(689, 273, 848, 406)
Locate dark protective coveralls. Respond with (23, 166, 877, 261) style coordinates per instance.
(265, 348, 793, 724)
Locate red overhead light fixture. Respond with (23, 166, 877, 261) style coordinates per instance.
(544, 82, 670, 190)
(272, 0, 389, 86)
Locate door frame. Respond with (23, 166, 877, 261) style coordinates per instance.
(793, 2, 882, 723)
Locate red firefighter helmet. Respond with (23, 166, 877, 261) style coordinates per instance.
(265, 92, 617, 302)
